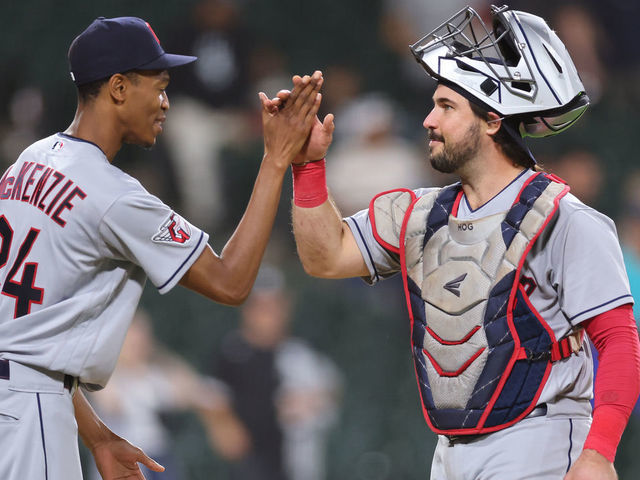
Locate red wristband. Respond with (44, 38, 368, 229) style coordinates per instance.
(292, 159, 328, 208)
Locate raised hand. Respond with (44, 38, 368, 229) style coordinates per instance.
(258, 71, 324, 170)
(265, 87, 335, 165)
(293, 111, 335, 165)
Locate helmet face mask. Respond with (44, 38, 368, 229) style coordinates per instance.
(410, 4, 589, 138)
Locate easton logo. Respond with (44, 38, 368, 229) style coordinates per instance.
(152, 213, 191, 244)
(443, 273, 467, 297)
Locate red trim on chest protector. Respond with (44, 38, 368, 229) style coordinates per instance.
(398, 173, 573, 436)
(451, 190, 463, 216)
(426, 324, 481, 345)
(423, 346, 486, 377)
(368, 188, 416, 254)
(475, 173, 570, 431)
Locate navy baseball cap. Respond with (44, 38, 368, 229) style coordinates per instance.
(68, 16, 197, 86)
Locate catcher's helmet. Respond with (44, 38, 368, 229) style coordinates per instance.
(410, 4, 589, 138)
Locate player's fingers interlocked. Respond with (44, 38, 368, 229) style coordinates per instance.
(259, 70, 323, 169)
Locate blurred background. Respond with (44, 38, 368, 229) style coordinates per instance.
(3, 0, 640, 478)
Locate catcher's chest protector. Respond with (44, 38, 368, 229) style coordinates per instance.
(370, 173, 572, 436)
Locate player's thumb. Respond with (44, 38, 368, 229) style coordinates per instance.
(138, 452, 165, 473)
(257, 92, 269, 114)
(323, 113, 336, 135)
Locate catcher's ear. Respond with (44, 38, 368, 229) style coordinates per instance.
(486, 112, 503, 136)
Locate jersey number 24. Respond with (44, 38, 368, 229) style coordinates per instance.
(0, 216, 44, 318)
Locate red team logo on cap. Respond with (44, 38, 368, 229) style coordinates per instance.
(145, 22, 161, 45)
(152, 213, 191, 244)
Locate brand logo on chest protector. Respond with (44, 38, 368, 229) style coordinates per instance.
(443, 273, 467, 297)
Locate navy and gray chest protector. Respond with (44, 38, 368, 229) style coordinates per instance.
(369, 172, 581, 435)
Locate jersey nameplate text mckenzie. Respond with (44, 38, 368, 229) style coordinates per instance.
(0, 162, 87, 227)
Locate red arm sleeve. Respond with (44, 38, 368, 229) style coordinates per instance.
(582, 303, 640, 462)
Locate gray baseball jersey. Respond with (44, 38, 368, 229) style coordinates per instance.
(345, 168, 632, 417)
(0, 133, 208, 389)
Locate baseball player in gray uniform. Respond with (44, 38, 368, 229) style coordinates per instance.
(0, 16, 323, 480)
(275, 5, 640, 480)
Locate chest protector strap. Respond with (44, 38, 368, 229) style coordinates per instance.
(372, 173, 575, 436)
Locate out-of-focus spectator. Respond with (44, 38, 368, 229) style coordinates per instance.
(617, 171, 640, 324)
(380, 0, 483, 58)
(206, 266, 342, 480)
(619, 209, 640, 323)
(544, 149, 605, 209)
(509, 0, 640, 76)
(320, 64, 364, 138)
(552, 4, 607, 104)
(87, 309, 228, 480)
(162, 0, 254, 230)
(217, 42, 293, 235)
(276, 333, 342, 480)
(379, 0, 488, 111)
(0, 86, 44, 168)
(248, 44, 291, 108)
(326, 92, 431, 215)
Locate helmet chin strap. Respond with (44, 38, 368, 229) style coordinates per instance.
(487, 116, 505, 124)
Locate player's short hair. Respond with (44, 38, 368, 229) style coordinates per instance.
(468, 101, 535, 170)
(76, 71, 140, 103)
(77, 78, 109, 103)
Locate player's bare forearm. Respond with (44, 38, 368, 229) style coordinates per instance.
(180, 160, 286, 304)
(74, 390, 164, 478)
(180, 72, 323, 304)
(292, 196, 368, 278)
(74, 388, 113, 450)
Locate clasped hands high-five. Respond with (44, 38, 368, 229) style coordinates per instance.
(259, 70, 335, 167)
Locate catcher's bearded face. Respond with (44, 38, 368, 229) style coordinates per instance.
(424, 85, 483, 174)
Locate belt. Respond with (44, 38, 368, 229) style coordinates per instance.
(0, 359, 75, 392)
(446, 403, 548, 446)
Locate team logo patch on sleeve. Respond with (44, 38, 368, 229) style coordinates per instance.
(152, 213, 192, 244)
